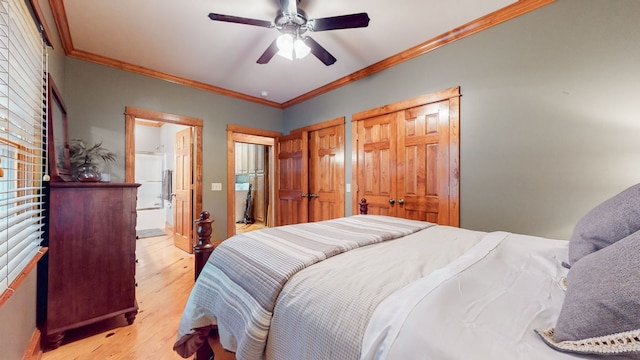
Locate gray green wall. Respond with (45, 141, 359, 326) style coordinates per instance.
(64, 58, 283, 241)
(0, 272, 38, 360)
(283, 0, 640, 240)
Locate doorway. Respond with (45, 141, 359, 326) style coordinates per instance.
(125, 107, 204, 253)
(234, 142, 268, 234)
(226, 125, 281, 238)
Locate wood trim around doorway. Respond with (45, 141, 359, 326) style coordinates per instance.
(226, 125, 281, 238)
(124, 106, 204, 246)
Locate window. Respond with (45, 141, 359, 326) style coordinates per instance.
(0, 0, 46, 296)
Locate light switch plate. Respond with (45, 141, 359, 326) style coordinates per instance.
(211, 183, 222, 191)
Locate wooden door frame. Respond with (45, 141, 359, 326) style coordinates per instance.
(351, 87, 460, 225)
(124, 106, 204, 246)
(227, 125, 281, 238)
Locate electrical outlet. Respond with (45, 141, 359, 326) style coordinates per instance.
(211, 183, 222, 191)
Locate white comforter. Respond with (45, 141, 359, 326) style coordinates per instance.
(177, 217, 580, 360)
(362, 232, 583, 360)
(266, 224, 485, 359)
(175, 215, 434, 359)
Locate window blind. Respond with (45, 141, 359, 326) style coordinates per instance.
(0, 0, 46, 294)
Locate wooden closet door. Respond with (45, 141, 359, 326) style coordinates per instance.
(396, 100, 451, 224)
(276, 132, 308, 225)
(308, 124, 345, 222)
(353, 87, 460, 225)
(355, 113, 397, 216)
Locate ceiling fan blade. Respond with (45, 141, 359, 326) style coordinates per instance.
(257, 38, 280, 64)
(308, 13, 370, 32)
(208, 13, 274, 28)
(303, 37, 336, 66)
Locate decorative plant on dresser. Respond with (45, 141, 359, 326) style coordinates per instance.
(68, 138, 116, 182)
(41, 182, 141, 349)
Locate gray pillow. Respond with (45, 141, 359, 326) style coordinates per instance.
(536, 230, 640, 357)
(569, 183, 640, 265)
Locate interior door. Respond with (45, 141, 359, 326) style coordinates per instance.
(173, 127, 193, 253)
(355, 113, 398, 216)
(254, 144, 267, 223)
(276, 132, 308, 226)
(396, 100, 451, 223)
(308, 124, 345, 222)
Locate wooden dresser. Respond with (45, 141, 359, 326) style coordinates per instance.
(42, 182, 140, 348)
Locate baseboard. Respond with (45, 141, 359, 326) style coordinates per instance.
(22, 328, 42, 360)
(165, 222, 174, 236)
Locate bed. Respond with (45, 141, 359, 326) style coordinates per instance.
(174, 189, 640, 360)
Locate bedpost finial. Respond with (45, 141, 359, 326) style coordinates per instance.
(199, 211, 210, 221)
(194, 210, 215, 280)
(195, 211, 214, 241)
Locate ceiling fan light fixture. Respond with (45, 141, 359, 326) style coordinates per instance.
(276, 33, 310, 61)
(276, 33, 293, 59)
(294, 37, 310, 59)
(208, 4, 369, 66)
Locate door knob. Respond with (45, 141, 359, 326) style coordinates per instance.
(389, 198, 395, 205)
(398, 199, 404, 205)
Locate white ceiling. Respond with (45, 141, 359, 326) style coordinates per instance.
(61, 0, 516, 105)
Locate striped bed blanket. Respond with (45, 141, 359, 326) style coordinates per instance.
(174, 215, 432, 359)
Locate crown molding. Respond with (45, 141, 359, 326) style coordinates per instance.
(49, 0, 555, 109)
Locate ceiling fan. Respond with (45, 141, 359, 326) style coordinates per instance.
(208, 0, 370, 66)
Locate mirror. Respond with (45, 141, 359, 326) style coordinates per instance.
(47, 74, 72, 181)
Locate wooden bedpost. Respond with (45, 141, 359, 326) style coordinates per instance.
(194, 211, 215, 281)
(193, 211, 228, 360)
(359, 198, 368, 215)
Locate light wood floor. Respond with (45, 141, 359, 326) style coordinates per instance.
(41, 235, 196, 360)
(235, 220, 266, 234)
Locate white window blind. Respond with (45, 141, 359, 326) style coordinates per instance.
(0, 0, 46, 294)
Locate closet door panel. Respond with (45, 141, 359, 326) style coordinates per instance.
(309, 124, 344, 222)
(356, 114, 397, 216)
(277, 133, 308, 225)
(397, 101, 451, 224)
